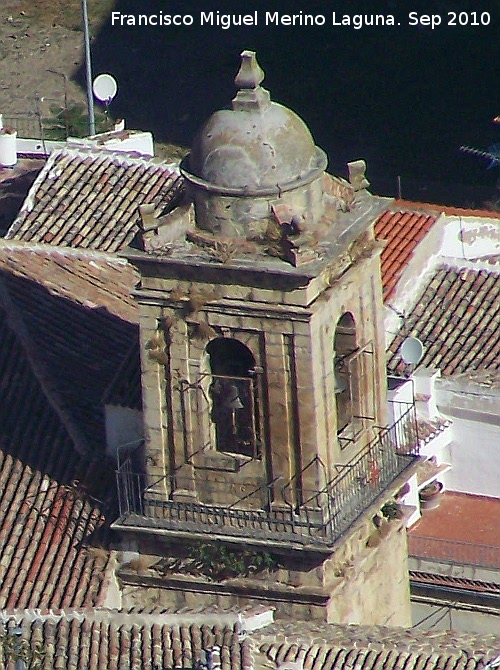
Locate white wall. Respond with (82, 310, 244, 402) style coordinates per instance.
(436, 379, 500, 497)
(440, 214, 500, 260)
(446, 421, 500, 496)
(412, 599, 500, 635)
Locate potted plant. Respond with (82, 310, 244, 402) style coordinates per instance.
(419, 480, 443, 510)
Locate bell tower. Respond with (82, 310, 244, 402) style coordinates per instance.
(117, 51, 419, 625)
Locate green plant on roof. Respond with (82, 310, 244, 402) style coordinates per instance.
(168, 541, 279, 580)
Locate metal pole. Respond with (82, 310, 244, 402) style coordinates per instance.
(81, 0, 95, 135)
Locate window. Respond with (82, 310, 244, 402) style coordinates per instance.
(206, 338, 261, 458)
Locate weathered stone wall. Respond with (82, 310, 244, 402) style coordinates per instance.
(139, 289, 315, 500)
(136, 235, 386, 497)
(307, 250, 387, 471)
(118, 507, 411, 626)
(126, 208, 409, 627)
(188, 174, 325, 238)
(323, 515, 412, 626)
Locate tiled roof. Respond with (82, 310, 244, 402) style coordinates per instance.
(0, 610, 254, 670)
(0, 242, 139, 608)
(0, 242, 139, 453)
(374, 209, 438, 301)
(0, 453, 113, 609)
(410, 570, 500, 595)
(0, 305, 114, 608)
(393, 199, 500, 220)
(2, 609, 500, 670)
(5, 148, 184, 252)
(452, 368, 500, 389)
(256, 621, 500, 670)
(388, 266, 500, 376)
(416, 417, 451, 445)
(408, 492, 500, 551)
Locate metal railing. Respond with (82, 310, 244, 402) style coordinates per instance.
(409, 535, 500, 570)
(322, 403, 417, 537)
(115, 401, 419, 548)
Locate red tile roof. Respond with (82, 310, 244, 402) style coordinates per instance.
(0, 243, 139, 454)
(256, 620, 500, 669)
(408, 492, 500, 570)
(5, 148, 184, 252)
(393, 199, 500, 219)
(409, 491, 500, 547)
(0, 243, 140, 608)
(0, 309, 114, 608)
(0, 610, 252, 670)
(410, 570, 500, 594)
(0, 453, 113, 609)
(374, 209, 438, 301)
(388, 266, 500, 376)
(2, 609, 500, 670)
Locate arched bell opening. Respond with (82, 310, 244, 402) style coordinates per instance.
(206, 337, 262, 459)
(334, 313, 359, 446)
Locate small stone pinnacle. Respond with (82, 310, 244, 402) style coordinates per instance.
(234, 50, 265, 90)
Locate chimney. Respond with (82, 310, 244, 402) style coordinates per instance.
(0, 120, 17, 168)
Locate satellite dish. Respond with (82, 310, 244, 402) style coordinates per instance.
(93, 74, 118, 104)
(400, 337, 424, 365)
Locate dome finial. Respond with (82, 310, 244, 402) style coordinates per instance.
(232, 51, 270, 112)
(234, 50, 264, 89)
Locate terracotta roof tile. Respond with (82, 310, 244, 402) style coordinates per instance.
(388, 265, 500, 376)
(0, 242, 139, 453)
(256, 621, 500, 670)
(5, 148, 184, 252)
(393, 199, 500, 219)
(374, 210, 438, 301)
(0, 243, 141, 609)
(1, 610, 499, 670)
(416, 417, 451, 445)
(4, 611, 249, 670)
(0, 451, 112, 609)
(410, 571, 500, 594)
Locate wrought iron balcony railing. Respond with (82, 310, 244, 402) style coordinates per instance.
(114, 401, 419, 550)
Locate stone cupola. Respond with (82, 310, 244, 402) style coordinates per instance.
(181, 50, 328, 238)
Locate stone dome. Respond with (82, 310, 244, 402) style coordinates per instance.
(185, 51, 327, 195)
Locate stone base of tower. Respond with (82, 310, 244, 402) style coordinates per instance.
(117, 501, 412, 627)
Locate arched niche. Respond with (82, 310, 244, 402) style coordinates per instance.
(205, 337, 261, 458)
